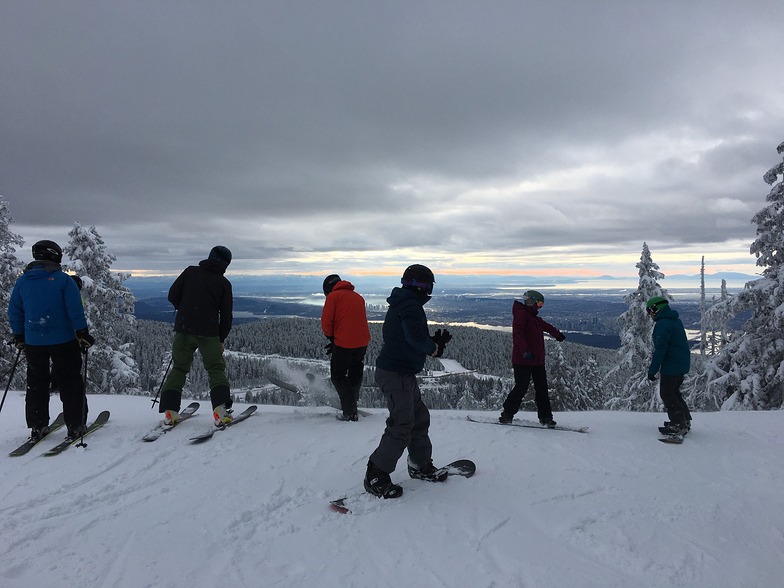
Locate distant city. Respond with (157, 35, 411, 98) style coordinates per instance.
(128, 272, 757, 350)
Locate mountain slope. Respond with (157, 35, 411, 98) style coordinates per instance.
(1, 393, 782, 587)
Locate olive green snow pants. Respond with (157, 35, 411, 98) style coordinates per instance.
(160, 333, 230, 412)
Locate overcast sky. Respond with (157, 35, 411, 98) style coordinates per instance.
(2, 1, 783, 279)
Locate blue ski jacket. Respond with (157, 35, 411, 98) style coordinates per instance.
(648, 306, 691, 377)
(375, 287, 437, 375)
(8, 261, 88, 346)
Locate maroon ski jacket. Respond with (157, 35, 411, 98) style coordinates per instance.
(511, 300, 563, 366)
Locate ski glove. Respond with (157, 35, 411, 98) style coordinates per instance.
(522, 352, 535, 360)
(647, 373, 657, 382)
(11, 334, 25, 349)
(431, 329, 452, 358)
(324, 342, 334, 355)
(556, 334, 566, 342)
(76, 328, 95, 350)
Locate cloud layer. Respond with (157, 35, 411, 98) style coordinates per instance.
(2, 1, 782, 276)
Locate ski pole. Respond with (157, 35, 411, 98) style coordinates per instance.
(151, 355, 173, 409)
(76, 347, 88, 447)
(0, 346, 23, 416)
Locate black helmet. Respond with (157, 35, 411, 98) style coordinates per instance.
(401, 264, 435, 295)
(323, 274, 341, 296)
(208, 245, 232, 266)
(32, 240, 63, 263)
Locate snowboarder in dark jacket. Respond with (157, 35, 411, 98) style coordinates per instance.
(499, 290, 565, 427)
(364, 264, 453, 499)
(646, 297, 692, 434)
(8, 240, 95, 441)
(321, 274, 371, 421)
(159, 246, 234, 427)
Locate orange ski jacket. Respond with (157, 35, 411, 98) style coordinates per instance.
(321, 280, 371, 349)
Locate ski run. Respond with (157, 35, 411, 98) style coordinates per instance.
(1, 393, 783, 587)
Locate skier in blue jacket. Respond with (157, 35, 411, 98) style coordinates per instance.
(8, 240, 95, 441)
(646, 297, 692, 434)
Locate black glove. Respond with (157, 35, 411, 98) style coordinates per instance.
(431, 329, 452, 358)
(76, 328, 95, 350)
(11, 334, 25, 349)
(324, 342, 334, 355)
(522, 351, 535, 360)
(556, 334, 566, 342)
(647, 373, 657, 382)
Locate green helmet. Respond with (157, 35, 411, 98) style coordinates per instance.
(645, 296, 668, 315)
(523, 290, 545, 305)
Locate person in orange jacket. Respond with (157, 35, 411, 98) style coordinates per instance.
(321, 274, 371, 421)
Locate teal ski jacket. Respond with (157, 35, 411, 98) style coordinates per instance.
(648, 306, 690, 377)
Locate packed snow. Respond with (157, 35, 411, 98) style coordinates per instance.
(1, 392, 782, 588)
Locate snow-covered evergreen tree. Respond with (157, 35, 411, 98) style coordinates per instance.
(703, 279, 733, 355)
(699, 257, 707, 359)
(605, 242, 671, 411)
(0, 196, 25, 383)
(63, 223, 139, 394)
(698, 140, 784, 410)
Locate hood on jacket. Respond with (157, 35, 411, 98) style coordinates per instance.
(388, 285, 431, 306)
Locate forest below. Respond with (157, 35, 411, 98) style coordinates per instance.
(133, 317, 629, 413)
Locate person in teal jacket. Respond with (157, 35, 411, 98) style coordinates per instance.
(646, 297, 692, 434)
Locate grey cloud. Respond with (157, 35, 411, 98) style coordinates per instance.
(2, 1, 783, 275)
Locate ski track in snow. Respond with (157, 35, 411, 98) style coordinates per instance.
(1, 393, 783, 587)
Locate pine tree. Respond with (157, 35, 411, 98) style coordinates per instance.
(63, 223, 139, 394)
(703, 279, 733, 355)
(0, 196, 25, 382)
(698, 140, 784, 409)
(699, 257, 707, 359)
(605, 242, 670, 411)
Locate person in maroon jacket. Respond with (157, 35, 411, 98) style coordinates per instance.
(499, 290, 566, 427)
(321, 274, 371, 421)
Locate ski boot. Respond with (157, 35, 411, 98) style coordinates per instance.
(163, 409, 181, 425)
(30, 425, 50, 442)
(407, 457, 448, 482)
(213, 403, 234, 426)
(364, 459, 403, 499)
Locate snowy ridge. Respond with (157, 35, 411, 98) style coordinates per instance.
(1, 393, 782, 587)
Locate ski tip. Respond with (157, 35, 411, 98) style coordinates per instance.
(329, 498, 351, 514)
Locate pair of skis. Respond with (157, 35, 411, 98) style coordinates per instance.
(9, 410, 111, 457)
(142, 402, 258, 443)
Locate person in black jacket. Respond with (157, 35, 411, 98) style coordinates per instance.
(364, 264, 453, 499)
(159, 246, 234, 427)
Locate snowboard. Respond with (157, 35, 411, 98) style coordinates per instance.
(329, 459, 476, 514)
(658, 434, 684, 444)
(466, 414, 589, 433)
(9, 413, 65, 457)
(142, 402, 200, 441)
(42, 410, 111, 456)
(188, 405, 257, 442)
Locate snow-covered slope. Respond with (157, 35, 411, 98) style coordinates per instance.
(1, 393, 782, 587)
